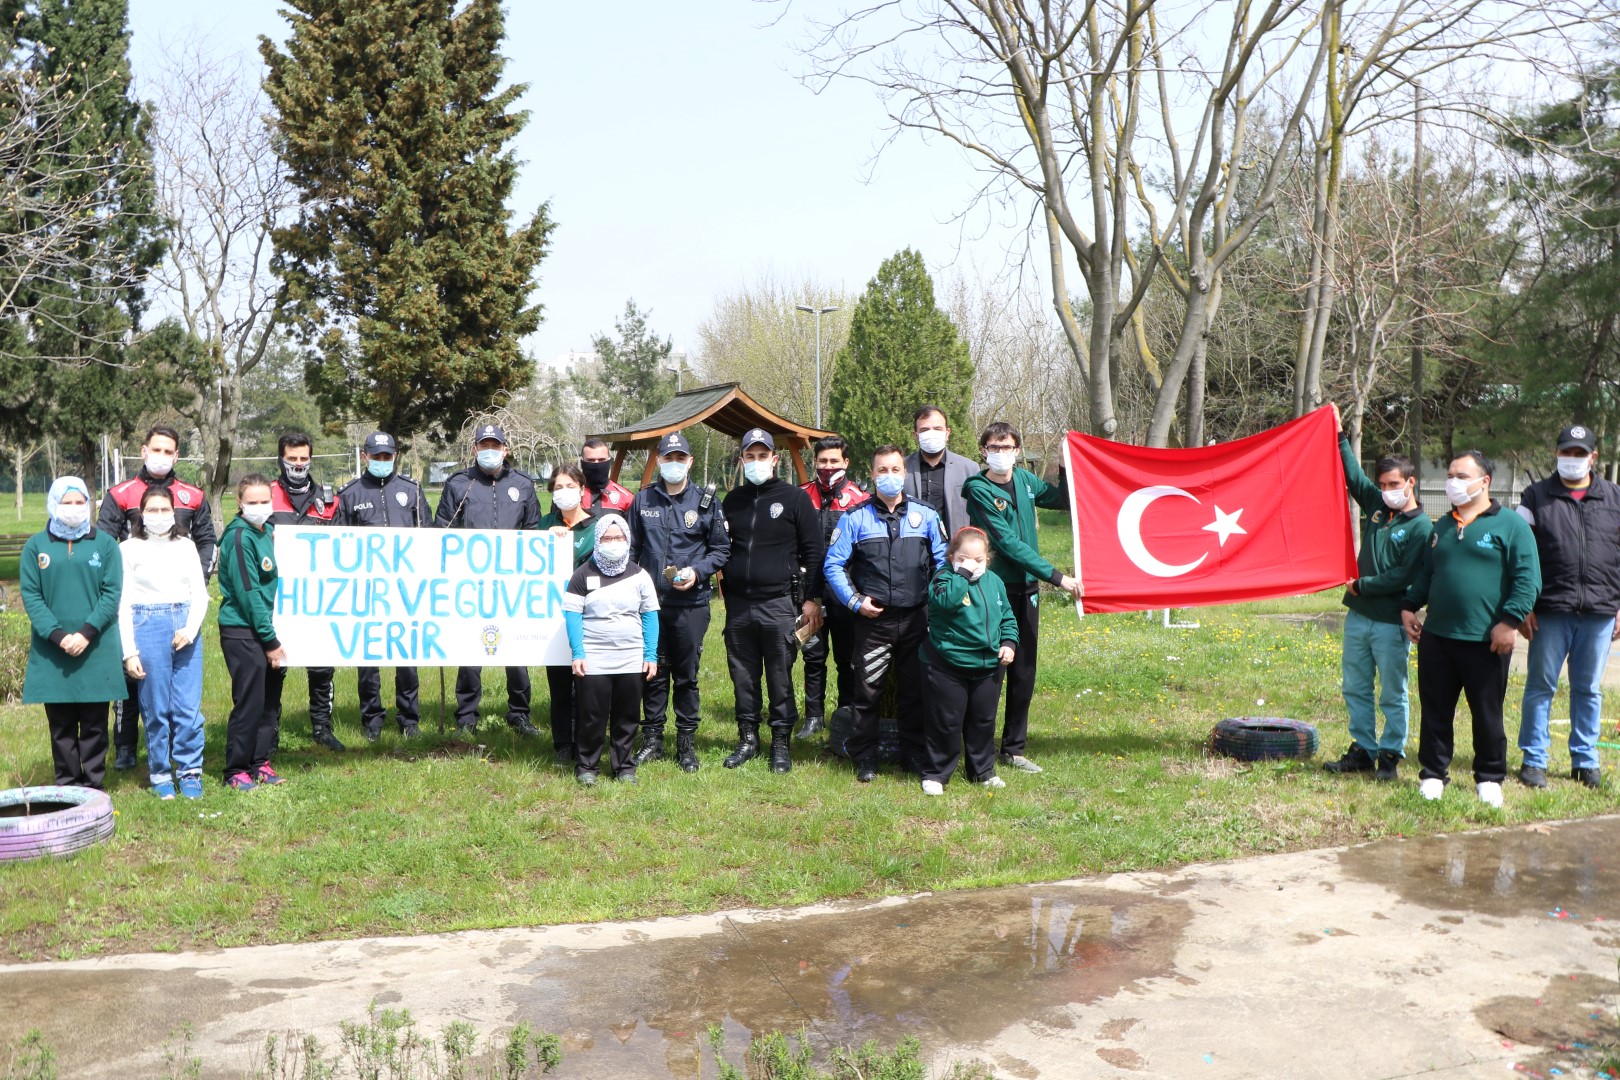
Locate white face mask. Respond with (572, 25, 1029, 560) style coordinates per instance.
(551, 487, 582, 512)
(144, 512, 176, 536)
(597, 540, 630, 562)
(1381, 487, 1410, 510)
(1445, 477, 1483, 507)
(144, 452, 175, 477)
(953, 558, 985, 581)
(743, 460, 773, 485)
(1557, 456, 1592, 482)
(241, 504, 272, 527)
(917, 430, 948, 456)
(985, 450, 1018, 474)
(54, 503, 89, 529)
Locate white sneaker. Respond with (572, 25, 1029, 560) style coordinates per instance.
(999, 753, 1044, 774)
(921, 780, 944, 796)
(1419, 777, 1444, 801)
(979, 775, 1007, 789)
(1478, 781, 1504, 808)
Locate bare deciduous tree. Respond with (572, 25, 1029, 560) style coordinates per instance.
(694, 272, 852, 425)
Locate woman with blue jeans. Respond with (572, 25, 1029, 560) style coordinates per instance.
(118, 486, 209, 799)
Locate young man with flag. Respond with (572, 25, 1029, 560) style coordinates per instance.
(962, 422, 1083, 774)
(1401, 451, 1541, 808)
(1324, 406, 1433, 783)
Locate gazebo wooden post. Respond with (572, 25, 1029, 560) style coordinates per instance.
(610, 446, 628, 484)
(785, 438, 809, 484)
(639, 448, 658, 489)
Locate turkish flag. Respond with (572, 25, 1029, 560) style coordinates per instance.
(1065, 407, 1356, 613)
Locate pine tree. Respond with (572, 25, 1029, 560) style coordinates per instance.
(828, 249, 974, 462)
(573, 300, 676, 428)
(261, 0, 554, 439)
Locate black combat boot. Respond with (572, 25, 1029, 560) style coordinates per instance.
(723, 725, 760, 769)
(795, 714, 825, 739)
(770, 734, 792, 774)
(633, 727, 667, 766)
(675, 733, 700, 773)
(309, 676, 344, 749)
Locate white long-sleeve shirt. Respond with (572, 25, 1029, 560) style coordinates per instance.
(118, 535, 210, 659)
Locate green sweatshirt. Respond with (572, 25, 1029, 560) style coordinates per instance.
(1403, 501, 1541, 641)
(925, 564, 1019, 672)
(537, 507, 597, 569)
(1340, 436, 1434, 624)
(217, 515, 280, 648)
(962, 467, 1069, 593)
(20, 527, 125, 704)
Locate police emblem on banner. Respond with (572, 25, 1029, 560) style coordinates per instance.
(908, 512, 921, 528)
(769, 503, 783, 519)
(395, 491, 409, 506)
(684, 509, 698, 528)
(36, 552, 49, 570)
(481, 624, 501, 656)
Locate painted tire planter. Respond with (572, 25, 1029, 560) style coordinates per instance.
(0, 786, 116, 862)
(1208, 717, 1319, 762)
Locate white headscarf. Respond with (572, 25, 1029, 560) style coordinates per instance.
(46, 476, 92, 541)
(593, 513, 631, 576)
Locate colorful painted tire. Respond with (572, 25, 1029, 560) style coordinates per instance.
(0, 786, 116, 862)
(1208, 717, 1319, 762)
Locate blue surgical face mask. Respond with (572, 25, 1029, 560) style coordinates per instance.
(743, 460, 773, 485)
(367, 458, 394, 479)
(874, 473, 905, 499)
(476, 449, 505, 472)
(660, 460, 689, 484)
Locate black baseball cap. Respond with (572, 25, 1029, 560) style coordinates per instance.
(473, 423, 508, 446)
(1557, 424, 1596, 453)
(741, 428, 775, 451)
(363, 431, 396, 454)
(658, 431, 692, 456)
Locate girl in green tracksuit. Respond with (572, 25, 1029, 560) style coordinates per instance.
(919, 527, 1019, 794)
(217, 474, 287, 791)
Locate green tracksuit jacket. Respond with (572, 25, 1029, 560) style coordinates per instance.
(217, 515, 281, 649)
(1403, 501, 1541, 641)
(1340, 436, 1434, 625)
(962, 467, 1069, 593)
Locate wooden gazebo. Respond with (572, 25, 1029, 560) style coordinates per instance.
(591, 383, 833, 487)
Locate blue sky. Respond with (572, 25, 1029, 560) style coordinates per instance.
(126, 0, 1012, 368)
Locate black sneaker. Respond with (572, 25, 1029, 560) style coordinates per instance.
(553, 747, 576, 768)
(509, 718, 540, 738)
(1375, 751, 1400, 783)
(1572, 766, 1602, 789)
(399, 723, 420, 738)
(1322, 745, 1375, 774)
(362, 727, 382, 744)
(313, 729, 346, 752)
(113, 746, 137, 771)
(855, 758, 878, 783)
(1517, 765, 1548, 789)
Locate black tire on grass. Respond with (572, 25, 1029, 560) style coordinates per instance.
(0, 786, 116, 863)
(1208, 717, 1319, 762)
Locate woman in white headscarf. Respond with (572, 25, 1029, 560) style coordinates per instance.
(20, 477, 125, 789)
(561, 513, 659, 785)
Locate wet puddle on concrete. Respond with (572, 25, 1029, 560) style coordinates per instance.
(513, 884, 1190, 1077)
(1339, 816, 1620, 921)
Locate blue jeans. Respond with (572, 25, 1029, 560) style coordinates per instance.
(133, 603, 204, 783)
(1519, 611, 1614, 771)
(1341, 610, 1411, 757)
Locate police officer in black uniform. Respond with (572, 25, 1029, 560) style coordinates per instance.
(628, 430, 730, 771)
(333, 431, 433, 739)
(266, 432, 344, 751)
(435, 423, 543, 736)
(719, 429, 823, 773)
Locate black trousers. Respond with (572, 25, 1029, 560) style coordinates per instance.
(1417, 632, 1510, 784)
(845, 605, 929, 764)
(357, 667, 419, 732)
(221, 628, 285, 779)
(45, 702, 110, 789)
(546, 665, 575, 752)
(266, 667, 335, 747)
(453, 666, 532, 727)
(575, 672, 642, 776)
(724, 594, 800, 737)
(642, 604, 711, 735)
(803, 603, 856, 719)
(999, 585, 1040, 757)
(113, 675, 142, 755)
(922, 659, 1005, 784)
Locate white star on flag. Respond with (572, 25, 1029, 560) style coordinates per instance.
(1202, 506, 1246, 546)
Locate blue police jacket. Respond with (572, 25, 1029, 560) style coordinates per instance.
(824, 495, 948, 611)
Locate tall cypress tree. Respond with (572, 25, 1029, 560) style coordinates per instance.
(0, 0, 165, 465)
(261, 0, 554, 439)
(828, 248, 974, 461)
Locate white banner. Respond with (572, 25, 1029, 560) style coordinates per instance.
(272, 526, 572, 667)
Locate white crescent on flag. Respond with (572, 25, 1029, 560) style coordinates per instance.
(1117, 486, 1207, 578)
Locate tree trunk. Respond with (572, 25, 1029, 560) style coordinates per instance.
(207, 365, 242, 525)
(1145, 279, 1212, 447)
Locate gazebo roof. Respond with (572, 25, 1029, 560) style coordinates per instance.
(590, 383, 832, 450)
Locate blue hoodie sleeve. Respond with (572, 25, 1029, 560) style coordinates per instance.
(565, 610, 585, 660)
(823, 509, 860, 610)
(641, 610, 660, 663)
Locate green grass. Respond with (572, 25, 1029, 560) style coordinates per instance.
(0, 510, 1611, 963)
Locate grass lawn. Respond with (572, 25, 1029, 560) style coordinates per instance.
(0, 510, 1611, 965)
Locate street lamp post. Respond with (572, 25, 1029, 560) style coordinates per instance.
(665, 362, 683, 394)
(795, 303, 839, 428)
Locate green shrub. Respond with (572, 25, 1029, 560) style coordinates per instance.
(0, 613, 28, 704)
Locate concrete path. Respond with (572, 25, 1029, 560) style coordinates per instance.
(4, 815, 1619, 1079)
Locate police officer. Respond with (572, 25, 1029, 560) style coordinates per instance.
(435, 423, 543, 736)
(334, 431, 433, 739)
(628, 430, 729, 771)
(799, 434, 869, 738)
(825, 444, 948, 781)
(580, 438, 634, 513)
(719, 429, 823, 773)
(98, 424, 218, 771)
(266, 433, 344, 751)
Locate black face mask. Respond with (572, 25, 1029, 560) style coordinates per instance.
(581, 459, 611, 490)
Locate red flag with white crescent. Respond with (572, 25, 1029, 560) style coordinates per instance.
(1064, 407, 1356, 613)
